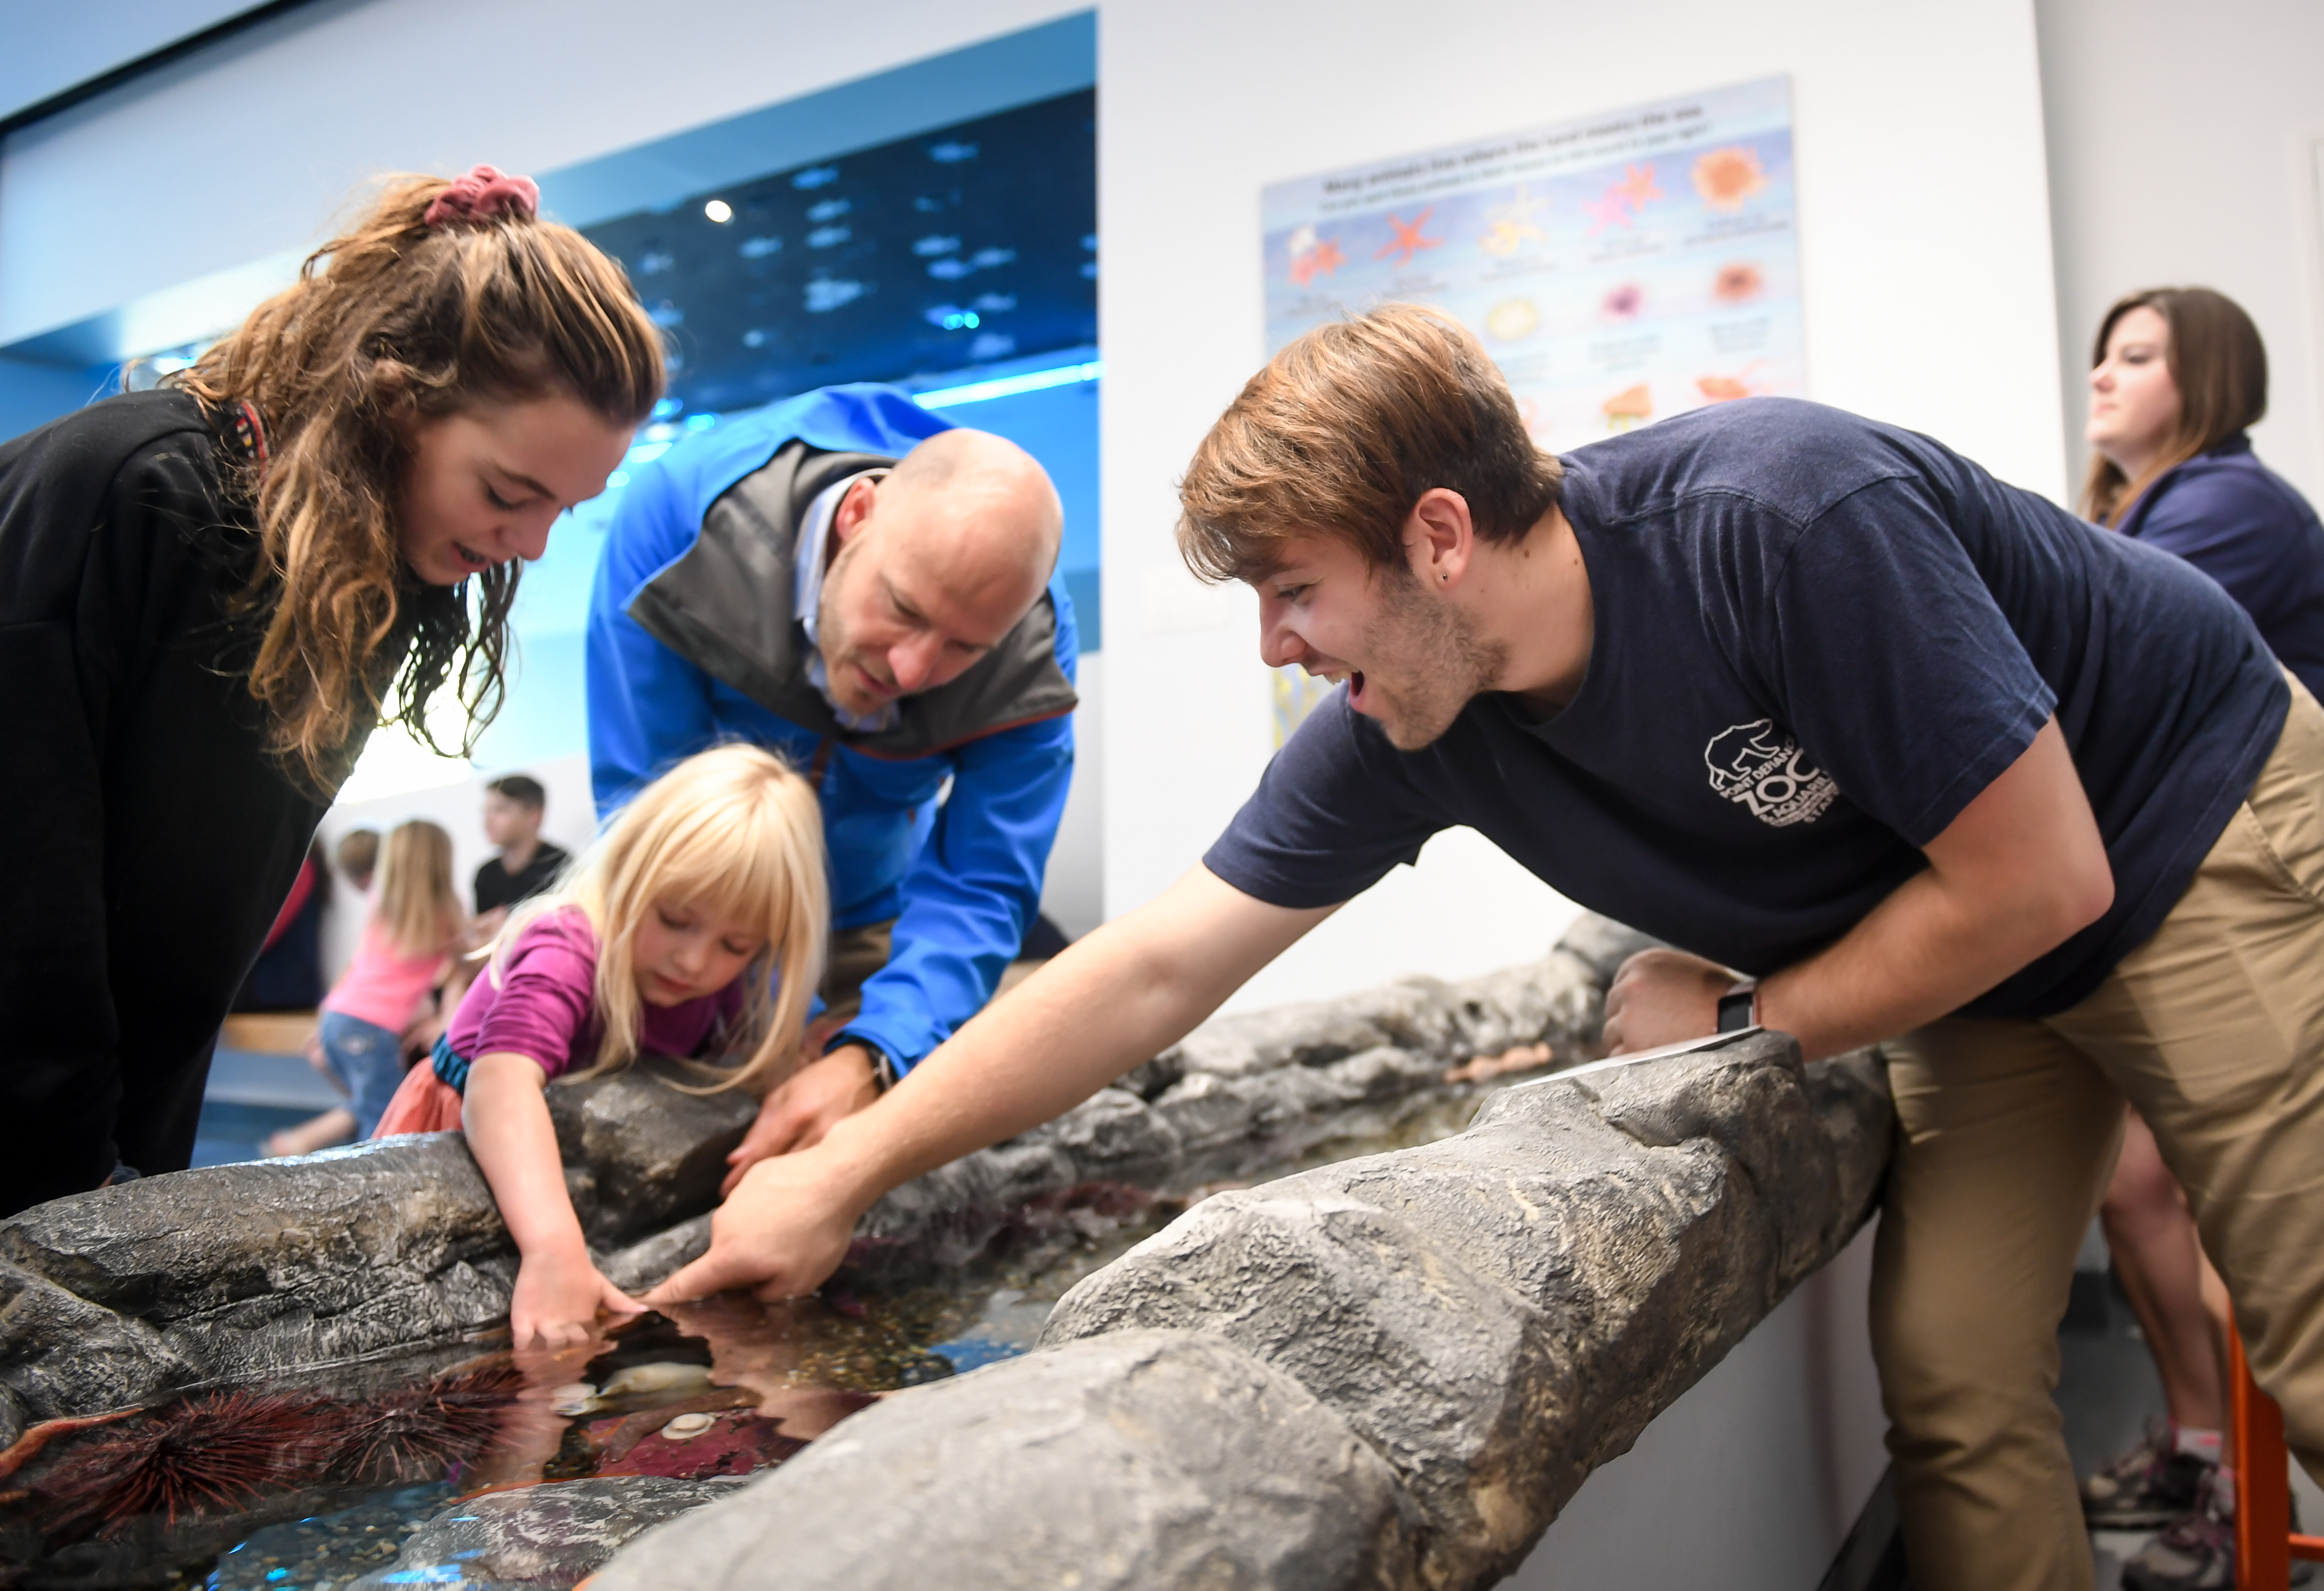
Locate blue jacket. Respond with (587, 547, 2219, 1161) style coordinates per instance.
(2120, 435, 2324, 699)
(586, 385, 1079, 1074)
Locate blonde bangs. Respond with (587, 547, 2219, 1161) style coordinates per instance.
(518, 744, 827, 1094)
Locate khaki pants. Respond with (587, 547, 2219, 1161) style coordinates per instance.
(1874, 676, 2324, 1590)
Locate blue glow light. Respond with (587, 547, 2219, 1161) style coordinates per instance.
(916, 360, 1103, 408)
(650, 397, 683, 419)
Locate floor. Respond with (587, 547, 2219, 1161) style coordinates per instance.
(192, 1041, 348, 1167)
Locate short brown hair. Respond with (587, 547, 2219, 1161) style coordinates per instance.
(1178, 304, 1563, 582)
(2081, 286, 2267, 525)
(334, 827, 381, 884)
(486, 773, 547, 809)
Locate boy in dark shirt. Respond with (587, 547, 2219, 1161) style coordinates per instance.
(472, 775, 569, 920)
(661, 306, 2324, 1590)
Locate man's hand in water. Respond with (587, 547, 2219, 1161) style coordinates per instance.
(648, 1148, 861, 1306)
(722, 1046, 881, 1195)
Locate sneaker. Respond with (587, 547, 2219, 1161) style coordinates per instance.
(2086, 1420, 2214, 1530)
(2122, 1477, 2234, 1591)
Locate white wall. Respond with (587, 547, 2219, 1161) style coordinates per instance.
(2035, 0, 2324, 508)
(1097, 0, 2068, 1015)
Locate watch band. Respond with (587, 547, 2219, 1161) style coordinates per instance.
(830, 1032, 899, 1092)
(1716, 980, 1759, 1034)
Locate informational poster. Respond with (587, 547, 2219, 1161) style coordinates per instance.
(1261, 76, 1802, 451)
(1262, 76, 1803, 744)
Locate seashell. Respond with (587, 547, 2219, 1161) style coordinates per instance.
(549, 1382, 599, 1416)
(659, 1411, 718, 1441)
(600, 1362, 713, 1398)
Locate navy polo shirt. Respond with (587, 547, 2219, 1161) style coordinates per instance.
(2119, 434, 2324, 701)
(1205, 398, 2288, 1019)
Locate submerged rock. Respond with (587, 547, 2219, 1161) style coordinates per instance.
(346, 1476, 744, 1591)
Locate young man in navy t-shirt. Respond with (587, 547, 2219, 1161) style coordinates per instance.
(661, 305, 2324, 1590)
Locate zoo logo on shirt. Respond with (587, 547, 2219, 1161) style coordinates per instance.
(1704, 719, 1838, 828)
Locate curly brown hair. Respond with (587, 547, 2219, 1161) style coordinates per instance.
(1177, 303, 1564, 583)
(173, 172, 664, 789)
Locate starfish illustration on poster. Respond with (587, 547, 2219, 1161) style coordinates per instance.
(1262, 75, 1804, 450)
(1261, 76, 1803, 744)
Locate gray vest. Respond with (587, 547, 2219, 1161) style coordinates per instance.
(625, 439, 1078, 761)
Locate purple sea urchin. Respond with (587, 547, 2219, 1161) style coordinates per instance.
(323, 1363, 525, 1484)
(28, 1390, 322, 1532)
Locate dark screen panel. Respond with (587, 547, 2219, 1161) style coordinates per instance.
(584, 90, 1098, 415)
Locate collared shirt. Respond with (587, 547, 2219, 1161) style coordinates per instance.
(794, 470, 896, 732)
(2115, 435, 2324, 700)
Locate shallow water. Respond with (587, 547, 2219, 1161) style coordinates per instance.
(0, 1180, 1197, 1591)
(1, 1077, 1530, 1590)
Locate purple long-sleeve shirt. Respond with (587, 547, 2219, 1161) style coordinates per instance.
(446, 908, 742, 1078)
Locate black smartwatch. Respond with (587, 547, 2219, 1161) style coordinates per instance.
(1716, 980, 1759, 1034)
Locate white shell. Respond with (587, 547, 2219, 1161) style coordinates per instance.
(549, 1382, 599, 1415)
(660, 1411, 718, 1441)
(601, 1362, 714, 1398)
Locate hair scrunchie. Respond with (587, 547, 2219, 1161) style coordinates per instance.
(423, 164, 540, 229)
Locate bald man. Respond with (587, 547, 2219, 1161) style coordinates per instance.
(586, 383, 1076, 1163)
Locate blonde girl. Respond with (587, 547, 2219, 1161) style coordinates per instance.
(306, 820, 469, 1141)
(374, 744, 828, 1348)
(0, 164, 661, 1215)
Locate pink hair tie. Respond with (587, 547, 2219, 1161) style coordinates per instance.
(423, 165, 540, 229)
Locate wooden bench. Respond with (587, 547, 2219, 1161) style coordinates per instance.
(218, 1011, 317, 1056)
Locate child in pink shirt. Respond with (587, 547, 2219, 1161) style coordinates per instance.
(375, 745, 827, 1349)
(316, 820, 465, 1136)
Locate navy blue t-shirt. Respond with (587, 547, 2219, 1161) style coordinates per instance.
(1205, 398, 2290, 1019)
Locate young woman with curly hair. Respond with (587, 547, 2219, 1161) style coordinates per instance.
(0, 165, 664, 1213)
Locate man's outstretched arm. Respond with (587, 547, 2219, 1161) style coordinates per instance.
(647, 865, 1339, 1304)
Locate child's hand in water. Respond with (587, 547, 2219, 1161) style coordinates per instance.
(511, 1247, 645, 1349)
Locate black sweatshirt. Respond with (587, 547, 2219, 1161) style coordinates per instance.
(0, 391, 363, 1212)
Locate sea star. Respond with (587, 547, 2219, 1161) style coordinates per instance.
(1375, 209, 1445, 267)
(1290, 236, 1347, 287)
(1614, 163, 1663, 208)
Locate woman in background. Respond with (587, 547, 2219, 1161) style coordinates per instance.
(2087, 286, 2324, 691)
(2078, 285, 2324, 1591)
(0, 168, 662, 1213)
